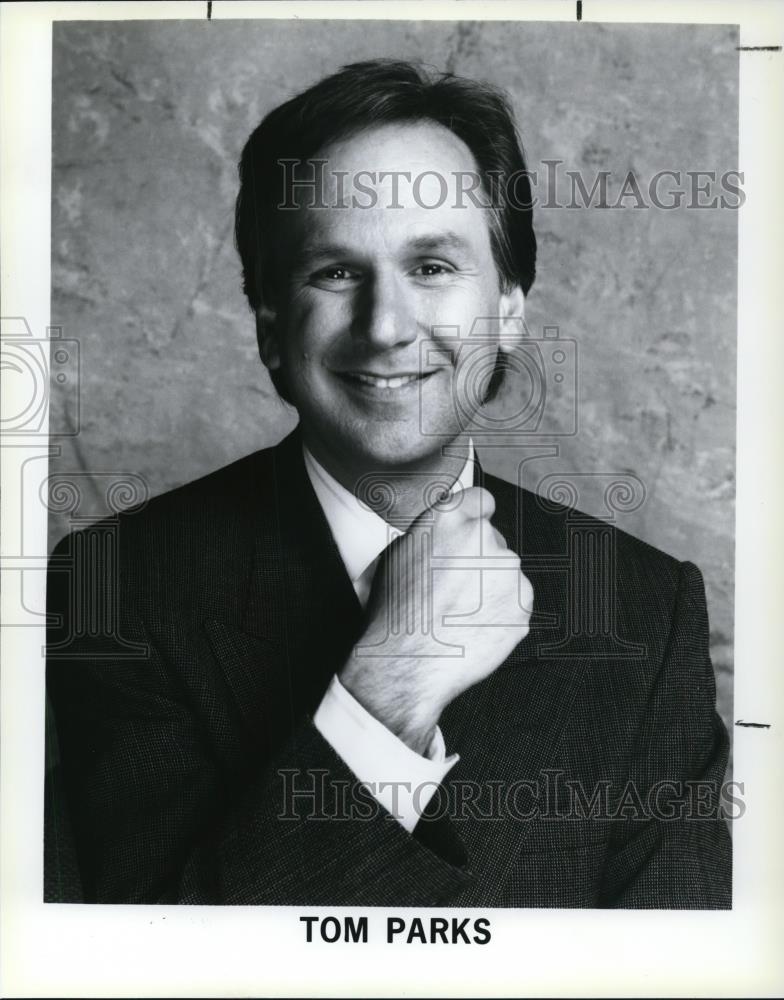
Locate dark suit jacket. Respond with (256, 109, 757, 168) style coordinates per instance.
(45, 429, 731, 906)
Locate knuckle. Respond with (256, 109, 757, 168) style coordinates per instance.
(478, 488, 496, 515)
(461, 486, 495, 519)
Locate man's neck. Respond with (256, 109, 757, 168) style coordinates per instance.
(300, 431, 472, 531)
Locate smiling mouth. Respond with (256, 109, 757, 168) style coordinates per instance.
(336, 370, 435, 390)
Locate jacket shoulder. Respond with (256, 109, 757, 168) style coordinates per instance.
(483, 470, 685, 586)
(51, 445, 277, 557)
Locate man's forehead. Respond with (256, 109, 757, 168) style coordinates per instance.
(283, 196, 494, 264)
(282, 120, 486, 208)
(317, 119, 480, 172)
(279, 120, 495, 254)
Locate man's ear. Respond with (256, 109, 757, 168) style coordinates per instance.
(255, 307, 281, 370)
(497, 285, 525, 354)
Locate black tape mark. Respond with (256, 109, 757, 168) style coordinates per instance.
(735, 720, 772, 729)
(207, 1, 212, 19)
(736, 46, 781, 51)
(576, 1, 582, 21)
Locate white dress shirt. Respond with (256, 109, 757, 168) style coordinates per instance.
(306, 444, 475, 832)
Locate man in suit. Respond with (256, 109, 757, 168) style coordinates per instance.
(46, 60, 732, 907)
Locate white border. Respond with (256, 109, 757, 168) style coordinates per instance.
(2, 1, 783, 996)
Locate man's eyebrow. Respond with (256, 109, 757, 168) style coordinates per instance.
(405, 231, 474, 255)
(291, 231, 475, 263)
(291, 242, 358, 263)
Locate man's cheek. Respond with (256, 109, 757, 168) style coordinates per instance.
(422, 287, 488, 338)
(297, 310, 349, 358)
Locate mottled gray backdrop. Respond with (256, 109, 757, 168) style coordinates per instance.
(49, 19, 738, 733)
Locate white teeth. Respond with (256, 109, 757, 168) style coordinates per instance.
(350, 372, 420, 389)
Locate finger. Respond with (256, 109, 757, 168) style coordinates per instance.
(479, 519, 506, 551)
(455, 486, 496, 521)
(519, 572, 535, 614)
(492, 526, 508, 550)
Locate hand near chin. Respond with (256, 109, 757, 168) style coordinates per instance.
(339, 486, 533, 755)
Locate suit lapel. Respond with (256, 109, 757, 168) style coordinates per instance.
(436, 470, 590, 904)
(438, 640, 589, 905)
(205, 429, 364, 755)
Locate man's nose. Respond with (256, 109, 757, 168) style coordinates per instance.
(350, 272, 418, 349)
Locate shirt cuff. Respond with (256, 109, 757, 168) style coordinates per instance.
(312, 674, 459, 833)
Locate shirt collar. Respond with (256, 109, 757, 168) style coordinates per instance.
(303, 442, 476, 587)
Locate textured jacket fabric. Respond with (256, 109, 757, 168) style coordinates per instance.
(46, 429, 732, 906)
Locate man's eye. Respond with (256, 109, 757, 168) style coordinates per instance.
(312, 266, 357, 283)
(412, 261, 453, 279)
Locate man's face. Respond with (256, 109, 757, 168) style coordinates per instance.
(263, 120, 523, 477)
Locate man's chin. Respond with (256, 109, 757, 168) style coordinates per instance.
(299, 409, 467, 476)
(341, 429, 465, 474)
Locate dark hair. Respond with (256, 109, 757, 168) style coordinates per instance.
(235, 59, 537, 402)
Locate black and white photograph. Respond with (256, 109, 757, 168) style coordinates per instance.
(2, 1, 783, 996)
